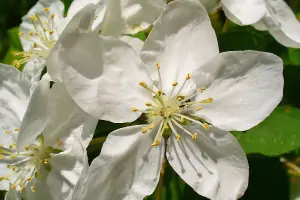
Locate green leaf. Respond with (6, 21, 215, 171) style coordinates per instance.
(217, 28, 267, 52)
(288, 48, 300, 65)
(233, 106, 300, 156)
(7, 27, 22, 50)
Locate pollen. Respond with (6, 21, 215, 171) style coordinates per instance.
(196, 106, 202, 111)
(145, 102, 152, 107)
(132, 107, 138, 112)
(4, 130, 11, 134)
(203, 123, 209, 130)
(29, 15, 36, 21)
(50, 13, 55, 19)
(186, 73, 191, 80)
(151, 141, 159, 148)
(157, 90, 162, 96)
(200, 87, 206, 92)
(142, 127, 148, 134)
(156, 62, 160, 70)
(139, 81, 148, 88)
(31, 186, 35, 192)
(175, 134, 181, 141)
(19, 32, 24, 37)
(10, 184, 17, 190)
(26, 177, 33, 182)
(44, 7, 50, 12)
(14, 128, 19, 132)
(12, 166, 17, 171)
(200, 97, 213, 103)
(49, 30, 55, 35)
(172, 81, 178, 86)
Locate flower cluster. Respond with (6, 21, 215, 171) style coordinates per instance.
(0, 0, 287, 200)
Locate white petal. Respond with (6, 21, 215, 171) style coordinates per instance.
(166, 124, 248, 200)
(221, 0, 266, 25)
(21, 181, 53, 200)
(0, 158, 13, 190)
(101, 0, 166, 36)
(0, 64, 31, 147)
(84, 125, 164, 200)
(260, 0, 300, 48)
(47, 136, 87, 200)
(47, 3, 98, 82)
(5, 190, 22, 200)
(141, 0, 218, 96)
(20, 0, 65, 50)
(17, 80, 51, 151)
(252, 19, 268, 31)
(56, 32, 151, 122)
(67, 0, 102, 18)
(193, 51, 283, 131)
(66, 149, 89, 200)
(22, 60, 45, 84)
(43, 82, 97, 148)
(120, 35, 144, 54)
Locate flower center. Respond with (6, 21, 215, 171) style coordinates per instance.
(12, 8, 58, 68)
(132, 62, 213, 147)
(0, 130, 62, 193)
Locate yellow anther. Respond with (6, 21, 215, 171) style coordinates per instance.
(196, 106, 203, 111)
(42, 159, 48, 164)
(151, 140, 160, 148)
(186, 73, 191, 80)
(7, 164, 11, 168)
(0, 144, 3, 147)
(200, 97, 213, 103)
(31, 186, 35, 192)
(19, 32, 24, 37)
(172, 81, 178, 86)
(148, 124, 154, 129)
(192, 133, 198, 140)
(131, 107, 138, 112)
(10, 184, 17, 190)
(5, 130, 11, 134)
(35, 172, 38, 178)
(57, 139, 63, 146)
(142, 127, 148, 134)
(25, 146, 30, 151)
(20, 186, 25, 193)
(10, 155, 16, 160)
(9, 144, 15, 149)
(145, 102, 152, 107)
(203, 123, 209, 130)
(175, 134, 181, 141)
(139, 81, 148, 88)
(12, 166, 17, 171)
(50, 13, 55, 19)
(180, 117, 185, 123)
(157, 90, 162, 96)
(26, 177, 32, 182)
(200, 87, 206, 92)
(49, 30, 55, 35)
(12, 60, 21, 68)
(33, 42, 38, 48)
(29, 15, 36, 21)
(44, 7, 50, 12)
(0, 155, 4, 159)
(14, 128, 19, 132)
(177, 95, 185, 101)
(156, 62, 160, 70)
(29, 31, 34, 36)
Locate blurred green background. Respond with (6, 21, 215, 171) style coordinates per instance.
(1, 0, 300, 199)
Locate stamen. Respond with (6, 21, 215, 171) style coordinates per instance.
(30, 185, 35, 192)
(132, 107, 138, 112)
(202, 123, 210, 130)
(171, 118, 194, 137)
(145, 102, 152, 107)
(192, 133, 198, 140)
(142, 127, 148, 134)
(172, 82, 178, 87)
(151, 121, 166, 148)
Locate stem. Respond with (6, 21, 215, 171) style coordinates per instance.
(156, 158, 166, 200)
(89, 137, 107, 146)
(222, 18, 230, 33)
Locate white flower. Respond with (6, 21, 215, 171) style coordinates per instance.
(199, 0, 300, 48)
(0, 64, 97, 200)
(15, 0, 166, 84)
(50, 0, 284, 199)
(67, 0, 167, 35)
